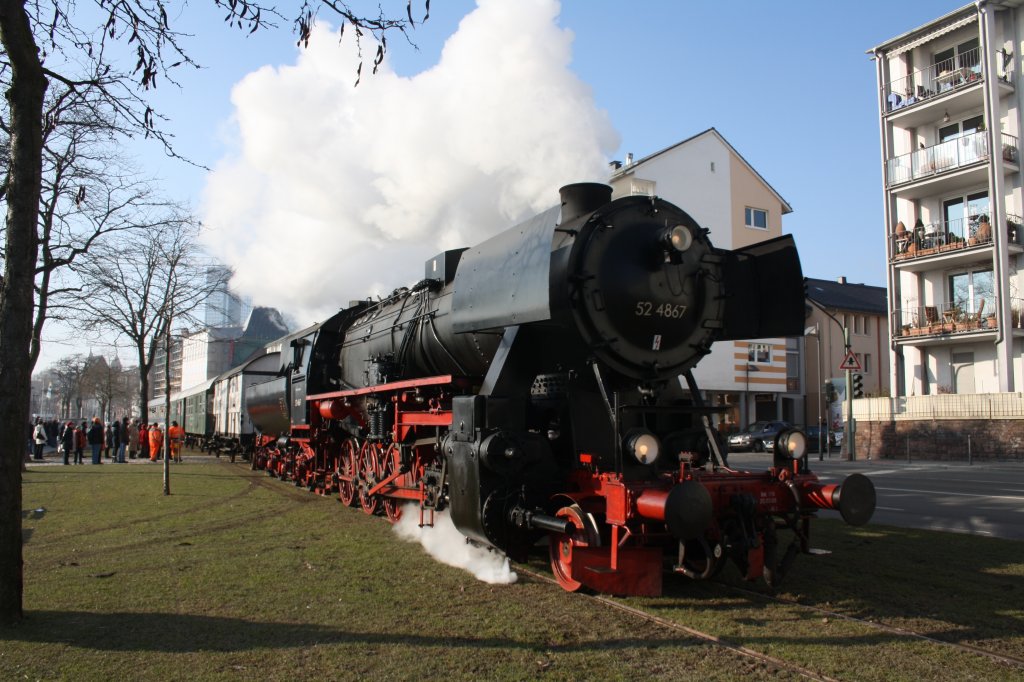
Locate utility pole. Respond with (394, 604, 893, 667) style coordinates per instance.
(808, 296, 855, 460)
(843, 325, 855, 461)
(163, 308, 172, 496)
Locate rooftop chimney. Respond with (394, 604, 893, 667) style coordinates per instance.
(626, 152, 634, 166)
(837, 276, 847, 284)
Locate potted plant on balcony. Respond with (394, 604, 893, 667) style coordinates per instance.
(975, 215, 991, 245)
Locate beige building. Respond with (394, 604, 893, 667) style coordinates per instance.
(608, 129, 803, 428)
(803, 278, 890, 430)
(870, 2, 1024, 396)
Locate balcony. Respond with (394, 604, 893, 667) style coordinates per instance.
(890, 214, 1023, 267)
(893, 298, 1024, 344)
(885, 48, 986, 114)
(886, 131, 1019, 189)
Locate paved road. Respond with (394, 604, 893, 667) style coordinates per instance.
(28, 446, 1024, 541)
(732, 452, 1024, 541)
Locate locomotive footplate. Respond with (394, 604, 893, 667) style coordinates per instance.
(570, 546, 664, 597)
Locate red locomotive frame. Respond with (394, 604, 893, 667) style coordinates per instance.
(250, 372, 872, 597)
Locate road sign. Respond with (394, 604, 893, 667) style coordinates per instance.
(839, 351, 862, 371)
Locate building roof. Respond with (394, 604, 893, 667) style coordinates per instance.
(806, 277, 887, 316)
(609, 127, 793, 214)
(866, 3, 977, 55)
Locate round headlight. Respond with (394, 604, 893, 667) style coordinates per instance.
(625, 430, 661, 465)
(664, 225, 693, 252)
(776, 430, 807, 459)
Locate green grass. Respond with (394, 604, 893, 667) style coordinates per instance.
(5, 461, 786, 681)
(5, 459, 1023, 680)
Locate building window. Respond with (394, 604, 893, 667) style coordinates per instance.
(748, 343, 769, 363)
(948, 268, 994, 314)
(744, 207, 768, 230)
(864, 316, 871, 335)
(863, 353, 872, 373)
(854, 316, 863, 335)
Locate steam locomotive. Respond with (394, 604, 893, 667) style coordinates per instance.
(191, 183, 875, 596)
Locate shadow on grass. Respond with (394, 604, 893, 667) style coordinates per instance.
(646, 520, 1024, 653)
(0, 610, 706, 654)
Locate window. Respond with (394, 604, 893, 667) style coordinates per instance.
(948, 268, 994, 314)
(944, 191, 989, 240)
(863, 353, 872, 373)
(854, 316, 863, 335)
(744, 207, 768, 230)
(864, 316, 871, 335)
(747, 343, 769, 363)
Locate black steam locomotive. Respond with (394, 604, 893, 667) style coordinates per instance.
(243, 183, 874, 596)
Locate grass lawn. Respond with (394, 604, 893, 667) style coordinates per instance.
(5, 457, 1023, 680)
(4, 460, 783, 681)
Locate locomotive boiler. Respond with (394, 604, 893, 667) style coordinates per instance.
(245, 183, 875, 596)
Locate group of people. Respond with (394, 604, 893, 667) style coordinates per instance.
(30, 416, 185, 465)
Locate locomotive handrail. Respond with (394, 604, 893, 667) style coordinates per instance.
(306, 374, 454, 401)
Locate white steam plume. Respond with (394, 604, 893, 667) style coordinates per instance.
(393, 504, 518, 584)
(201, 0, 618, 324)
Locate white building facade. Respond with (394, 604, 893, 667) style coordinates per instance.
(871, 2, 1024, 396)
(608, 129, 801, 429)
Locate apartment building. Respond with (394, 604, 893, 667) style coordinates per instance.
(608, 129, 801, 429)
(870, 2, 1024, 395)
(803, 278, 890, 429)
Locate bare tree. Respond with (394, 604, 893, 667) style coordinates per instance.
(47, 353, 87, 419)
(31, 95, 163, 368)
(70, 215, 227, 420)
(0, 0, 427, 627)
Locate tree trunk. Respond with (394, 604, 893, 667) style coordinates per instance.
(0, 0, 48, 625)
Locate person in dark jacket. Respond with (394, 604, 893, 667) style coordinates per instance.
(139, 421, 149, 461)
(74, 422, 86, 464)
(115, 418, 126, 463)
(87, 417, 104, 465)
(60, 421, 74, 465)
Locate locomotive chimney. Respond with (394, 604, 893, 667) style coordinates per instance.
(559, 183, 612, 224)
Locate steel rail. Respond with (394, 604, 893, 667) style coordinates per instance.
(518, 567, 837, 682)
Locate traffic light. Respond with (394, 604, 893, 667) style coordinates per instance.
(852, 373, 864, 398)
(824, 380, 836, 403)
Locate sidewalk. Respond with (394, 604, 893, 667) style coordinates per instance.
(25, 445, 222, 467)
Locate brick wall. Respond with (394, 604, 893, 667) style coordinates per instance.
(853, 419, 1024, 461)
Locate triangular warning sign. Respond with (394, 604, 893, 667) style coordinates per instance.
(839, 351, 862, 371)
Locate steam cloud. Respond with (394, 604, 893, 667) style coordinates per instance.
(393, 505, 518, 584)
(201, 0, 618, 324)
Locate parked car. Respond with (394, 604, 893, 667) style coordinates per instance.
(728, 420, 793, 452)
(761, 421, 839, 454)
(802, 425, 826, 453)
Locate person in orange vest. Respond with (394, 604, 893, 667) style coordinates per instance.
(148, 423, 164, 462)
(168, 421, 184, 463)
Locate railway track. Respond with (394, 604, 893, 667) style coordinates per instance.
(518, 567, 837, 682)
(521, 565, 1024, 679)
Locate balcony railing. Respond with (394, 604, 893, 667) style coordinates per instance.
(893, 298, 1024, 339)
(890, 214, 1023, 261)
(886, 131, 1018, 186)
(884, 47, 986, 113)
(893, 299, 997, 339)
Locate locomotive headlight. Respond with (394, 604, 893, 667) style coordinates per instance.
(664, 225, 693, 253)
(775, 429, 807, 460)
(625, 430, 661, 465)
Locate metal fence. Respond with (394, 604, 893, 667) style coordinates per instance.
(853, 393, 1024, 420)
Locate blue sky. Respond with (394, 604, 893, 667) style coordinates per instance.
(141, 0, 967, 284)
(39, 0, 971, 367)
